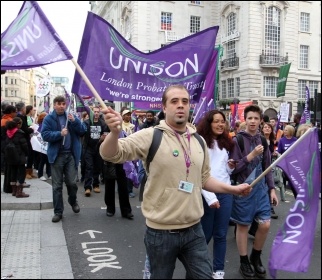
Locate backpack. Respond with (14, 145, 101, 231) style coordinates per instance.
(230, 133, 268, 185)
(4, 138, 20, 165)
(138, 128, 205, 201)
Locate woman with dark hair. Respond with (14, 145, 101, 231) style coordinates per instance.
(16, 102, 35, 179)
(197, 109, 236, 279)
(261, 122, 275, 154)
(5, 120, 29, 198)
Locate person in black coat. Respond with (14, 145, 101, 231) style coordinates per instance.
(4, 120, 29, 198)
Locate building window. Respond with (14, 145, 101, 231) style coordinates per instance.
(227, 13, 236, 36)
(5, 89, 8, 97)
(190, 1, 201, 4)
(227, 78, 234, 98)
(227, 41, 235, 59)
(300, 12, 310, 32)
(263, 76, 278, 97)
(299, 45, 309, 69)
(298, 80, 306, 99)
(5, 77, 8, 84)
(308, 81, 318, 95)
(265, 6, 281, 56)
(190, 16, 200, 33)
(236, 77, 240, 97)
(221, 80, 227, 99)
(161, 12, 172, 30)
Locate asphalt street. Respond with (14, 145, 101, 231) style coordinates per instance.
(59, 179, 321, 279)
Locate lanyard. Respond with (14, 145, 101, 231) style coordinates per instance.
(172, 127, 191, 180)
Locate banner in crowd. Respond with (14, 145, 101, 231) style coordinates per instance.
(229, 101, 253, 122)
(300, 86, 311, 124)
(36, 76, 51, 97)
(276, 63, 291, 98)
(279, 102, 290, 123)
(269, 128, 321, 278)
(72, 12, 219, 103)
(1, 1, 73, 70)
(191, 49, 218, 125)
(30, 124, 47, 154)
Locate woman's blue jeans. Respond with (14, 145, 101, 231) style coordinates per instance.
(201, 194, 233, 271)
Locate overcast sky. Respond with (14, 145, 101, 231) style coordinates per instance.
(1, 1, 91, 89)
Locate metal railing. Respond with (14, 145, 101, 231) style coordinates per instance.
(259, 54, 288, 65)
(221, 56, 239, 69)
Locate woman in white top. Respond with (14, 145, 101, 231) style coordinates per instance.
(197, 110, 236, 279)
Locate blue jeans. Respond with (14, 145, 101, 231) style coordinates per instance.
(51, 153, 78, 215)
(144, 222, 212, 279)
(201, 194, 233, 272)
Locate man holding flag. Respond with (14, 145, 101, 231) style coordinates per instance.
(41, 95, 86, 223)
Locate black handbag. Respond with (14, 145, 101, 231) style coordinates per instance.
(103, 161, 117, 180)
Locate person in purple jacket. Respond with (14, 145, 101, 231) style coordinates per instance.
(230, 104, 278, 279)
(277, 124, 297, 198)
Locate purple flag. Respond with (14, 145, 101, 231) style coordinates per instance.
(269, 128, 321, 278)
(64, 87, 71, 108)
(74, 93, 93, 123)
(191, 49, 217, 125)
(275, 114, 281, 134)
(43, 95, 50, 113)
(131, 112, 140, 132)
(230, 99, 238, 128)
(300, 86, 310, 124)
(72, 12, 218, 103)
(1, 1, 73, 70)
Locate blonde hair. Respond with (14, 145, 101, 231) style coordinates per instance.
(296, 124, 311, 138)
(239, 121, 246, 131)
(284, 125, 295, 136)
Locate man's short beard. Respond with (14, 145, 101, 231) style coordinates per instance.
(175, 120, 185, 125)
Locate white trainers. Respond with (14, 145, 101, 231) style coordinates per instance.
(213, 271, 225, 279)
(39, 176, 47, 181)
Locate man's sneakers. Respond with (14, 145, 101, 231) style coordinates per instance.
(85, 189, 91, 197)
(52, 214, 62, 223)
(212, 271, 225, 279)
(93, 186, 101, 193)
(72, 202, 80, 213)
(39, 176, 47, 181)
(129, 192, 136, 198)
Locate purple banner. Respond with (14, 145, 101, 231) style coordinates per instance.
(191, 49, 217, 125)
(1, 1, 72, 70)
(72, 12, 218, 103)
(133, 49, 218, 111)
(300, 86, 310, 124)
(269, 128, 321, 278)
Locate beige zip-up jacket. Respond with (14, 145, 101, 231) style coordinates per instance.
(101, 120, 211, 230)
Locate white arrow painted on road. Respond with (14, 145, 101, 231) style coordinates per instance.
(79, 230, 102, 239)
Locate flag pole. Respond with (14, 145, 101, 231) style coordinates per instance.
(71, 58, 121, 130)
(192, 97, 206, 125)
(249, 127, 315, 188)
(62, 94, 74, 146)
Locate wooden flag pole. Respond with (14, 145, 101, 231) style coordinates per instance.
(71, 58, 121, 130)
